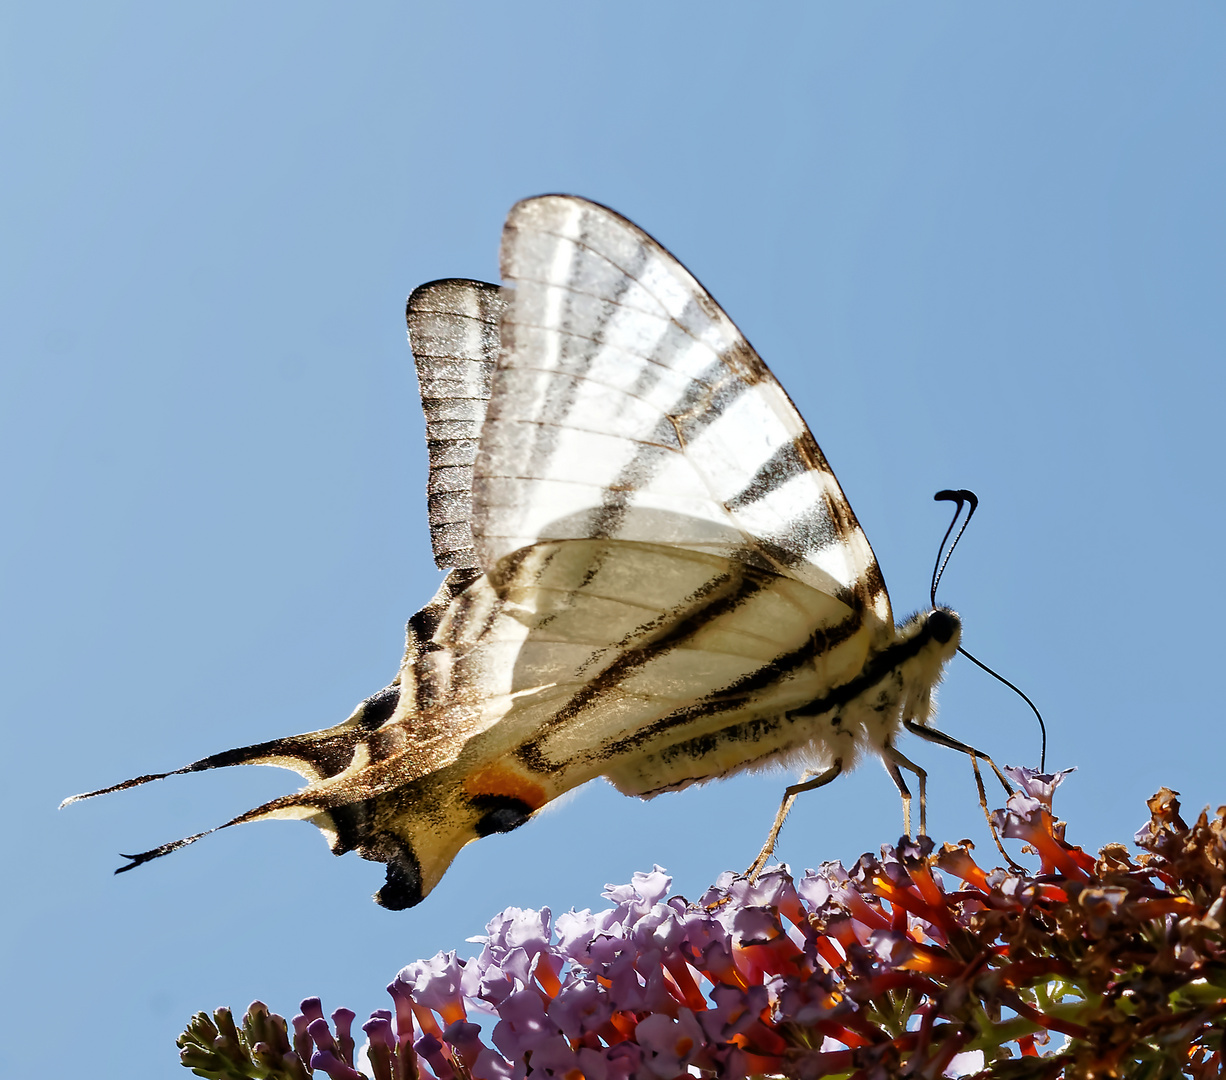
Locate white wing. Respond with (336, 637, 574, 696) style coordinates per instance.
(475, 195, 893, 642)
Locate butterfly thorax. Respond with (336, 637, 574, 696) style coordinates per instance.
(811, 605, 961, 760)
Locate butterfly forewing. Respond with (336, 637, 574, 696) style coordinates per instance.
(480, 196, 892, 641)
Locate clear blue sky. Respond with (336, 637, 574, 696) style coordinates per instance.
(3, 5, 1223, 1076)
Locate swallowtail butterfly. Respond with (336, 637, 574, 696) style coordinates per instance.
(65, 196, 967, 908)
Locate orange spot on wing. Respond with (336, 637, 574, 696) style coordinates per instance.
(464, 764, 548, 809)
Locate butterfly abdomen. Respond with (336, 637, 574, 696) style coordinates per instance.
(601, 606, 961, 796)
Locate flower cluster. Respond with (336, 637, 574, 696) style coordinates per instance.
(179, 771, 1226, 1078)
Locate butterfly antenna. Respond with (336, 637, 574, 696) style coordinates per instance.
(930, 489, 1048, 771)
(930, 489, 978, 606)
(955, 646, 1047, 771)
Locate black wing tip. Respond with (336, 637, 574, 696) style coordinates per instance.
(114, 829, 214, 874)
(115, 850, 161, 874)
(374, 882, 423, 911)
(115, 846, 175, 874)
(115, 853, 150, 874)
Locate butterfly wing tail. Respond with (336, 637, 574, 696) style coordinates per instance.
(108, 767, 514, 911)
(60, 768, 187, 807)
(58, 730, 362, 809)
(77, 732, 490, 911)
(112, 791, 327, 872)
(62, 679, 502, 908)
(60, 684, 405, 810)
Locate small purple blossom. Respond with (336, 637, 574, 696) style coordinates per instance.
(396, 951, 469, 1027)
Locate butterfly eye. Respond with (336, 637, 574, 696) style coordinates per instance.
(928, 609, 960, 645)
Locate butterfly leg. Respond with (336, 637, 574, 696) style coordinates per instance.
(904, 720, 1024, 869)
(745, 759, 843, 882)
(883, 743, 927, 836)
(903, 720, 1013, 795)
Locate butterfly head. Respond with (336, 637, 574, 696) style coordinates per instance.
(894, 604, 961, 651)
(926, 606, 960, 648)
(888, 605, 962, 729)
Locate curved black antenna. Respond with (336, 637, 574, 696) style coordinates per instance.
(931, 489, 978, 606)
(929, 488, 1048, 771)
(954, 646, 1047, 771)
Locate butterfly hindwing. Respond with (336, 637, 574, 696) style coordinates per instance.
(405, 278, 503, 571)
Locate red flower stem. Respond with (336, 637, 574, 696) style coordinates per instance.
(662, 956, 708, 1011)
(1020, 815, 1091, 880)
(1131, 897, 1200, 920)
(860, 969, 942, 999)
(739, 1020, 789, 1056)
(871, 877, 955, 938)
(813, 934, 847, 971)
(898, 942, 965, 978)
(842, 891, 892, 930)
(408, 1002, 444, 1041)
(533, 959, 562, 998)
(825, 1010, 889, 1044)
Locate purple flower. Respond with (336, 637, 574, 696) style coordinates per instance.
(180, 778, 1226, 1079)
(395, 951, 469, 1025)
(1003, 765, 1075, 806)
(545, 978, 611, 1041)
(632, 1008, 705, 1077)
(489, 988, 554, 1060)
(602, 866, 672, 917)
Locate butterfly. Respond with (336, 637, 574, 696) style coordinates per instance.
(64, 195, 981, 909)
